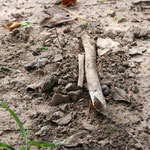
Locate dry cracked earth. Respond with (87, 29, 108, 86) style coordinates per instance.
(0, 0, 150, 150)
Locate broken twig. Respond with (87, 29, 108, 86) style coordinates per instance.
(81, 32, 107, 113)
(78, 54, 84, 87)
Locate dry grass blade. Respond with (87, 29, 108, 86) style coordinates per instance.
(58, 6, 97, 22)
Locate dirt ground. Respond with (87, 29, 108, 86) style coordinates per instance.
(0, 0, 150, 150)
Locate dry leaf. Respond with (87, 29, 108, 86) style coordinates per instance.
(112, 87, 131, 104)
(42, 7, 76, 28)
(4, 22, 21, 30)
(0, 20, 30, 30)
(27, 75, 58, 92)
(62, 0, 77, 7)
(132, 0, 150, 6)
(99, 0, 115, 2)
(43, 7, 68, 16)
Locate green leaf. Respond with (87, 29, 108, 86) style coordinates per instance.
(0, 142, 16, 150)
(108, 128, 116, 133)
(36, 47, 48, 50)
(103, 125, 107, 129)
(19, 147, 26, 150)
(19, 145, 31, 150)
(25, 129, 29, 150)
(80, 23, 88, 30)
(0, 103, 28, 144)
(28, 140, 65, 148)
(21, 21, 30, 27)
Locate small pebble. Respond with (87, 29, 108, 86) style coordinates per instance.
(102, 85, 110, 96)
(132, 85, 139, 93)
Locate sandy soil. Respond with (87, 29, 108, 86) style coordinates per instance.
(0, 0, 150, 150)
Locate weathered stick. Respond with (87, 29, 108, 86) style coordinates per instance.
(81, 32, 107, 113)
(78, 54, 84, 87)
